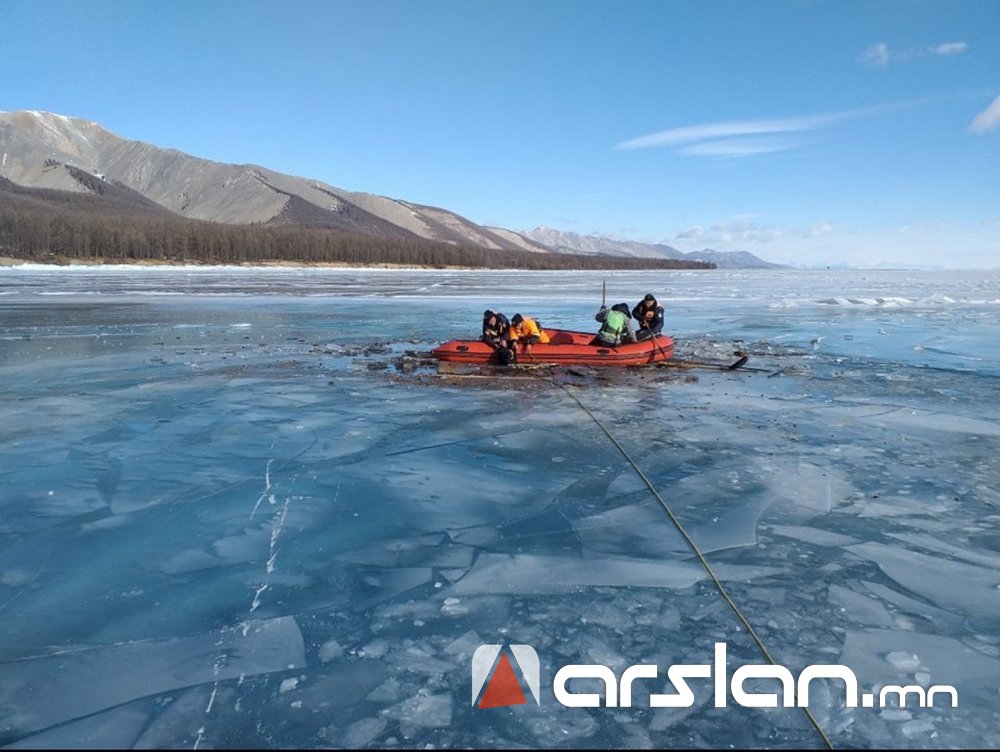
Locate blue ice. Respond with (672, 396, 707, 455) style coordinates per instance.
(1, 266, 998, 748)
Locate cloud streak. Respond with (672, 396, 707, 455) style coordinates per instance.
(614, 100, 924, 157)
(678, 137, 801, 158)
(860, 40, 967, 66)
(970, 94, 1000, 134)
(615, 112, 845, 150)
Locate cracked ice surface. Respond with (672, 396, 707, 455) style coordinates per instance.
(1, 267, 998, 749)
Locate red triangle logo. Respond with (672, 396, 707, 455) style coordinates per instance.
(478, 652, 527, 708)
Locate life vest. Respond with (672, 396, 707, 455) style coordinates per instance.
(598, 309, 628, 341)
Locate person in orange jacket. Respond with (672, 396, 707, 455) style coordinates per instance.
(508, 313, 549, 356)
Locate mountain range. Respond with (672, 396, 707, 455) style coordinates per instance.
(0, 110, 779, 268)
(519, 226, 783, 268)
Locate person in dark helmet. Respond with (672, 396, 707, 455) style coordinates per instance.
(481, 309, 515, 364)
(482, 310, 511, 348)
(631, 292, 664, 341)
(508, 313, 549, 356)
(593, 302, 637, 347)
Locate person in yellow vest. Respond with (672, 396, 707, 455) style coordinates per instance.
(508, 313, 549, 356)
(593, 303, 638, 347)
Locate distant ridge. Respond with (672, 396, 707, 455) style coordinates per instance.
(684, 248, 786, 269)
(522, 226, 784, 268)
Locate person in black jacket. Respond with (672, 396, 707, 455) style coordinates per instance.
(482, 310, 515, 364)
(631, 293, 664, 341)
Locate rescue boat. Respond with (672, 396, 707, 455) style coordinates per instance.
(431, 329, 674, 367)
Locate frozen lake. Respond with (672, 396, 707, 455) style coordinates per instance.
(1, 266, 999, 749)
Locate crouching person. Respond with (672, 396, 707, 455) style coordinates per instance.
(509, 313, 549, 357)
(632, 293, 664, 342)
(593, 303, 637, 347)
(482, 309, 516, 365)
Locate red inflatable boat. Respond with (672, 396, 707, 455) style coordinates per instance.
(431, 329, 674, 367)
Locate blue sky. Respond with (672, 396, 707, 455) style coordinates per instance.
(2, 0, 998, 267)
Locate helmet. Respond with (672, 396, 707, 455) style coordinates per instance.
(613, 303, 631, 316)
(643, 293, 655, 302)
(483, 309, 494, 318)
(511, 313, 523, 325)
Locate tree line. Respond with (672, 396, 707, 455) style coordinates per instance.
(0, 187, 715, 270)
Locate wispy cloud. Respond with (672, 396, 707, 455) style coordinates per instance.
(932, 42, 968, 57)
(806, 221, 834, 238)
(678, 137, 802, 158)
(674, 214, 783, 245)
(615, 101, 920, 158)
(676, 225, 705, 240)
(860, 42, 891, 66)
(860, 40, 967, 66)
(712, 216, 783, 244)
(970, 94, 1000, 134)
(674, 215, 837, 248)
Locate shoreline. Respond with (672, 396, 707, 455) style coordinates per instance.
(0, 256, 455, 271)
(1, 257, 986, 273)
(0, 256, 720, 272)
